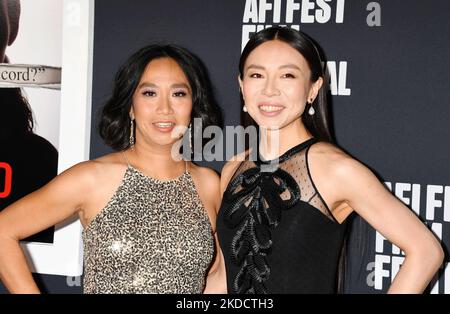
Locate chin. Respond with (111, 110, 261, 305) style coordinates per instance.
(252, 117, 284, 130)
(256, 124, 281, 131)
(150, 134, 181, 147)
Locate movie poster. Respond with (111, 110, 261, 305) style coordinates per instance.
(0, 0, 93, 277)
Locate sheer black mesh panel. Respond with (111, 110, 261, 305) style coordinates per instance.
(226, 147, 336, 222)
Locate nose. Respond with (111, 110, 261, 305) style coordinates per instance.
(156, 94, 174, 115)
(262, 77, 280, 97)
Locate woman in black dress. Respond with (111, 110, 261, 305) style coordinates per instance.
(214, 26, 443, 294)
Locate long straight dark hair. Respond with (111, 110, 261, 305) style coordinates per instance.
(239, 26, 349, 293)
(239, 26, 333, 143)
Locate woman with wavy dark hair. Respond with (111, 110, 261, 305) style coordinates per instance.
(215, 26, 443, 294)
(0, 44, 224, 293)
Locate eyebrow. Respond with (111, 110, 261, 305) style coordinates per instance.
(137, 82, 191, 89)
(245, 64, 302, 71)
(279, 64, 302, 71)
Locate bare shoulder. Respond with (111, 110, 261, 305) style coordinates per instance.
(189, 163, 220, 206)
(220, 150, 249, 195)
(188, 163, 221, 229)
(308, 141, 368, 177)
(221, 159, 241, 179)
(71, 152, 129, 225)
(65, 152, 126, 184)
(53, 151, 129, 205)
(308, 141, 376, 197)
(308, 141, 347, 163)
(189, 162, 220, 186)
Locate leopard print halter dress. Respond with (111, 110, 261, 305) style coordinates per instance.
(82, 155, 214, 293)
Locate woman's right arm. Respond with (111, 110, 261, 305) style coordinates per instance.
(0, 161, 96, 293)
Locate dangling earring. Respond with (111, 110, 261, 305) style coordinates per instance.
(129, 118, 135, 149)
(188, 123, 192, 152)
(308, 100, 315, 116)
(243, 105, 248, 112)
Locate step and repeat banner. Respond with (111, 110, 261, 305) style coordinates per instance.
(1, 0, 449, 293)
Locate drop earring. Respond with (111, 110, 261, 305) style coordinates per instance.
(129, 118, 135, 149)
(243, 105, 248, 112)
(188, 123, 192, 152)
(308, 99, 315, 116)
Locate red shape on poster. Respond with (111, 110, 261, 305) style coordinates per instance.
(0, 162, 12, 198)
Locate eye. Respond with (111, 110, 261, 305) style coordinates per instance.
(282, 73, 296, 78)
(142, 90, 156, 97)
(249, 73, 263, 78)
(173, 91, 187, 97)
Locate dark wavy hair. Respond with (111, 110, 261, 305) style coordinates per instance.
(99, 44, 223, 151)
(239, 26, 333, 143)
(0, 88, 33, 141)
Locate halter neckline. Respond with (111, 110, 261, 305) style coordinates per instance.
(255, 137, 317, 166)
(121, 151, 188, 183)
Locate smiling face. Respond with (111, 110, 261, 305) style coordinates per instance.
(131, 57, 192, 147)
(239, 40, 322, 130)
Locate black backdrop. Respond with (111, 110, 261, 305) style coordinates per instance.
(1, 0, 449, 294)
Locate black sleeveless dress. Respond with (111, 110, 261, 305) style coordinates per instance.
(217, 138, 348, 294)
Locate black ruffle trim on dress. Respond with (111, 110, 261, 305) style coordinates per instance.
(222, 138, 316, 294)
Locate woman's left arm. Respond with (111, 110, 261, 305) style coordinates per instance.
(335, 157, 444, 293)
